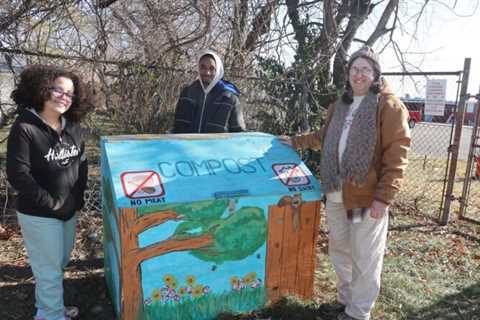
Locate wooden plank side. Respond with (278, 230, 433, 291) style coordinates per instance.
(265, 205, 286, 302)
(279, 205, 301, 298)
(312, 201, 322, 298)
(294, 201, 321, 299)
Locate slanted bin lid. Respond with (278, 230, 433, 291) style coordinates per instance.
(101, 132, 322, 208)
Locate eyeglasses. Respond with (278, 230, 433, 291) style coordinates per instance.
(50, 86, 75, 100)
(350, 66, 374, 76)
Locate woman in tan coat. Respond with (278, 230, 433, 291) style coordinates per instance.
(282, 47, 410, 320)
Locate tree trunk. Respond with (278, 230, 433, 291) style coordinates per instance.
(119, 208, 214, 320)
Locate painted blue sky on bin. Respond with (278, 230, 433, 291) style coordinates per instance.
(101, 132, 321, 208)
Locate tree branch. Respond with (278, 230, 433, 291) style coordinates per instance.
(243, 0, 277, 52)
(96, 0, 120, 9)
(131, 210, 183, 235)
(0, 0, 35, 33)
(135, 233, 213, 264)
(365, 0, 399, 46)
(331, 0, 373, 88)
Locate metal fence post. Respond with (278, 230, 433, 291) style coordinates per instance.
(440, 57, 471, 225)
(459, 95, 480, 218)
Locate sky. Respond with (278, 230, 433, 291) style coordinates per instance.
(368, 1, 480, 101)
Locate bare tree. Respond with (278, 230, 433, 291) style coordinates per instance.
(0, 0, 477, 135)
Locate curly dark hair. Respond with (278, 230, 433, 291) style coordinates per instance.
(11, 64, 95, 122)
(341, 55, 383, 104)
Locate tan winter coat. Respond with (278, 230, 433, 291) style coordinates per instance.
(292, 84, 411, 209)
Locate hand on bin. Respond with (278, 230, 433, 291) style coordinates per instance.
(278, 135, 293, 147)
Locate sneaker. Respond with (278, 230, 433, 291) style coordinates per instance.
(64, 306, 79, 319)
(337, 312, 360, 320)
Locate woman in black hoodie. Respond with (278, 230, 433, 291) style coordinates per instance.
(6, 65, 94, 320)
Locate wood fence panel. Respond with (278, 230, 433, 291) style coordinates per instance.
(294, 201, 320, 298)
(265, 205, 286, 301)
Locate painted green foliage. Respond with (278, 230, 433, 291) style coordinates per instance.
(137, 200, 267, 264)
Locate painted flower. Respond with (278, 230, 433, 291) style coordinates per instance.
(243, 272, 257, 285)
(168, 278, 179, 290)
(186, 275, 196, 286)
(151, 289, 161, 301)
(251, 278, 262, 288)
(144, 298, 152, 306)
(230, 276, 240, 287)
(202, 285, 210, 295)
(192, 285, 204, 298)
(160, 287, 169, 296)
(178, 286, 188, 296)
(166, 287, 176, 298)
(163, 274, 177, 286)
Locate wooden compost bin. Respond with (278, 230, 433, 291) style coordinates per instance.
(100, 132, 322, 320)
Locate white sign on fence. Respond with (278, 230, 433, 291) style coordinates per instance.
(467, 99, 476, 113)
(425, 79, 447, 116)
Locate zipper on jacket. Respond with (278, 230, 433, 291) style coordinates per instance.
(198, 91, 207, 133)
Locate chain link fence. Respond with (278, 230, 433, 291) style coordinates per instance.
(457, 99, 480, 223)
(1, 122, 477, 226)
(2, 64, 480, 225)
(396, 122, 454, 217)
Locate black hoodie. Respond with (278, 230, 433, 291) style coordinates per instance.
(6, 109, 88, 220)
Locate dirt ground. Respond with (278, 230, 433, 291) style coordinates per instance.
(0, 211, 336, 320)
(0, 211, 337, 320)
(0, 212, 116, 320)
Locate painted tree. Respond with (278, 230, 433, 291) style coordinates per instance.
(139, 200, 268, 263)
(102, 175, 267, 318)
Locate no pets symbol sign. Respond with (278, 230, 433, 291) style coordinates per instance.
(272, 163, 310, 186)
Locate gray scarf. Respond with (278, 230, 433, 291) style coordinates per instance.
(320, 92, 378, 193)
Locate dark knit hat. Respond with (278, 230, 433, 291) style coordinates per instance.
(348, 46, 382, 77)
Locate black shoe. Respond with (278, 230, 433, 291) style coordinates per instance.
(318, 302, 346, 314)
(337, 312, 360, 320)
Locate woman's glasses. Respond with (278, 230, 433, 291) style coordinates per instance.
(50, 86, 74, 100)
(349, 66, 374, 76)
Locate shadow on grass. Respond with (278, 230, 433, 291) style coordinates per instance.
(407, 282, 480, 320)
(217, 296, 339, 320)
(0, 258, 115, 320)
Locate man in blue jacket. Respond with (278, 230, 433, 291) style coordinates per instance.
(173, 50, 246, 133)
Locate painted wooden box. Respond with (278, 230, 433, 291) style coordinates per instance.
(100, 132, 323, 320)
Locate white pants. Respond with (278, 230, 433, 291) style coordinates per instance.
(17, 212, 77, 320)
(325, 201, 389, 320)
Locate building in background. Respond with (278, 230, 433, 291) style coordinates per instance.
(400, 96, 476, 125)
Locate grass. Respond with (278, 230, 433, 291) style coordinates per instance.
(144, 287, 266, 320)
(375, 212, 480, 320)
(216, 208, 479, 320)
(213, 150, 480, 320)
